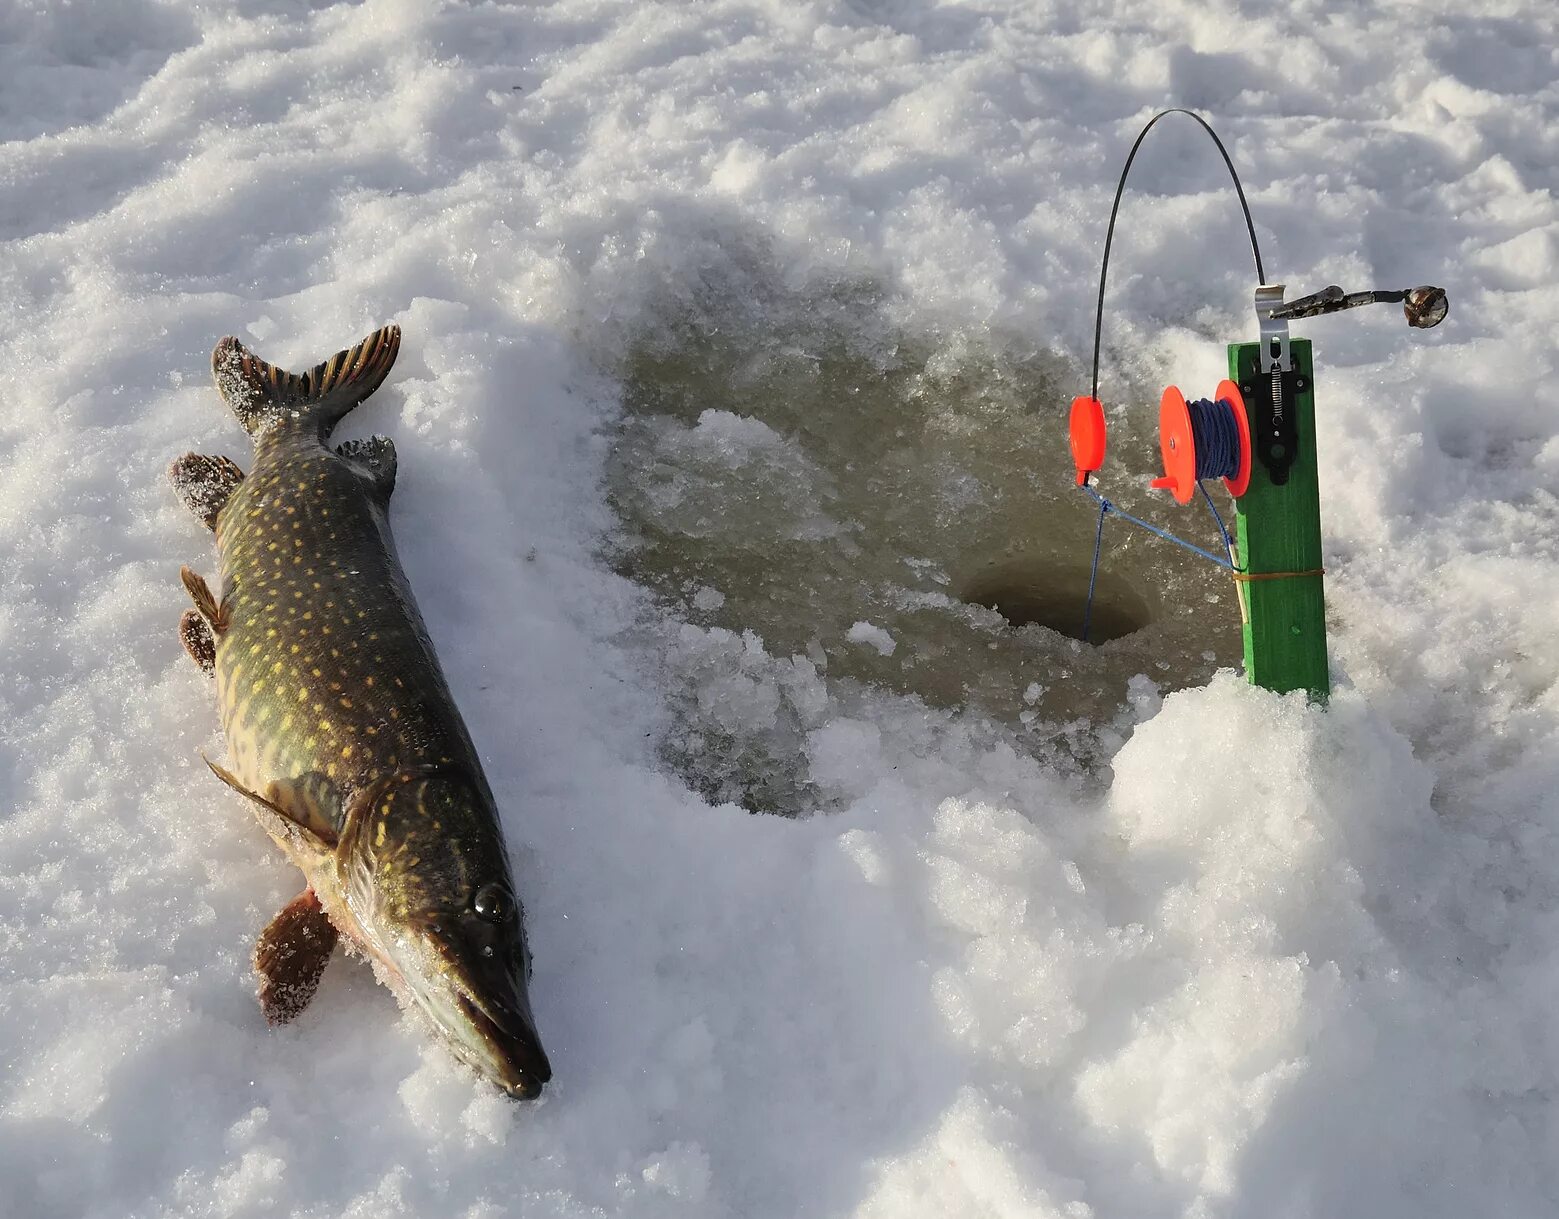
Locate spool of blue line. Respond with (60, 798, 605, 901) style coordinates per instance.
(1186, 397, 1241, 480)
(1152, 381, 1252, 503)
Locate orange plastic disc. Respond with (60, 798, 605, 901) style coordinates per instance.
(1216, 378, 1251, 498)
(1151, 385, 1197, 504)
(1069, 395, 1107, 485)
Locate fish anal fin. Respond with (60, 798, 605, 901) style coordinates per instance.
(255, 889, 339, 1025)
(212, 325, 401, 440)
(180, 566, 229, 634)
(336, 435, 397, 499)
(168, 453, 244, 530)
(179, 609, 215, 676)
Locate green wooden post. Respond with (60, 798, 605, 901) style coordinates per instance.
(1229, 338, 1330, 700)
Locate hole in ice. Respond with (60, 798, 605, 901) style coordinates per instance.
(602, 259, 1238, 812)
(957, 558, 1155, 643)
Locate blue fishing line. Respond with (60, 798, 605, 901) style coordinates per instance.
(1077, 480, 1243, 641)
(1197, 479, 1238, 568)
(1079, 107, 1261, 636)
(1081, 484, 1239, 571)
(1082, 494, 1108, 641)
(1186, 397, 1241, 482)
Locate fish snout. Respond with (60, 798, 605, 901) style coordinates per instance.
(458, 988, 552, 1099)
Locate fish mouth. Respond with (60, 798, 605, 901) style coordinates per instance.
(400, 944, 552, 1100)
(358, 894, 552, 1099)
(451, 989, 552, 1100)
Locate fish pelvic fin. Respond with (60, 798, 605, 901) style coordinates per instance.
(179, 609, 216, 676)
(211, 324, 401, 441)
(180, 565, 229, 634)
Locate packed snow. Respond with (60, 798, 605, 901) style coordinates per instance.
(3, 1, 1558, 1217)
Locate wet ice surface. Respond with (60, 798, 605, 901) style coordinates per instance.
(605, 268, 1239, 809)
(3, 0, 1559, 1217)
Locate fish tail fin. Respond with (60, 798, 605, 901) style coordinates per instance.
(211, 324, 401, 439)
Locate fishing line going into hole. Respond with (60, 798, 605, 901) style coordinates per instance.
(1072, 110, 1267, 644)
(1079, 481, 1240, 642)
(1075, 386, 1248, 641)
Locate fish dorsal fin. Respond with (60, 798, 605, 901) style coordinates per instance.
(336, 435, 397, 499)
(211, 325, 401, 440)
(204, 757, 337, 862)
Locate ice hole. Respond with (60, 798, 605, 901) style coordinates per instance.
(957, 559, 1155, 643)
(602, 264, 1240, 809)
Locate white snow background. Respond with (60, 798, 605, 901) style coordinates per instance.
(3, 0, 1558, 1216)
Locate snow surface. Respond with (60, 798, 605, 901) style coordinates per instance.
(3, 1, 1559, 1217)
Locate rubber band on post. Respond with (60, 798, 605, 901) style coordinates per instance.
(1231, 568, 1326, 583)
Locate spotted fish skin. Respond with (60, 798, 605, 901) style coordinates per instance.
(215, 423, 474, 811)
(173, 325, 551, 1098)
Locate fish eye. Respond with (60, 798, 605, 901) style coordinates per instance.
(472, 882, 512, 924)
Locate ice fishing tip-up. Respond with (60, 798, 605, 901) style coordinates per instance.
(1066, 108, 1449, 698)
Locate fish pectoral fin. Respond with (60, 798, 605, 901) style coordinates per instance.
(336, 435, 397, 499)
(255, 889, 339, 1025)
(180, 566, 230, 634)
(264, 773, 344, 843)
(168, 452, 245, 530)
(179, 609, 215, 676)
(203, 756, 337, 860)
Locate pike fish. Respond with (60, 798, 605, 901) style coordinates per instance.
(170, 324, 551, 1098)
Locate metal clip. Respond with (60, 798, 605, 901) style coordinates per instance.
(1255, 284, 1291, 374)
(1268, 284, 1449, 329)
(1247, 284, 1299, 485)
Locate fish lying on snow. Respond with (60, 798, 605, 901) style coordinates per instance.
(170, 325, 551, 1098)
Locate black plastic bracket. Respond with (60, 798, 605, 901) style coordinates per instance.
(1249, 286, 1300, 486)
(1241, 367, 1304, 486)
